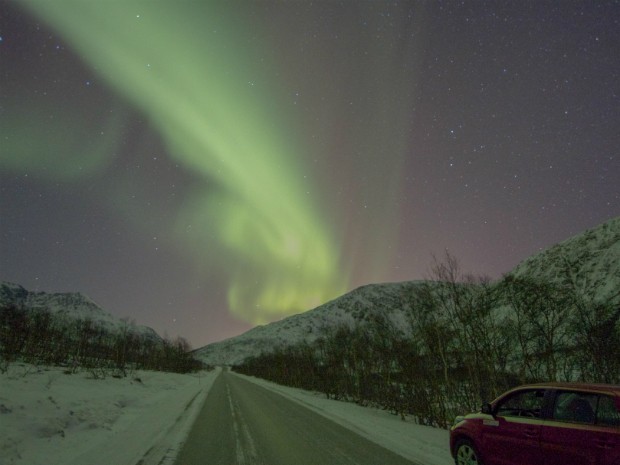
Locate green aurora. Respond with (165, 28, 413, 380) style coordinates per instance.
(14, 0, 347, 323)
(4, 1, 619, 347)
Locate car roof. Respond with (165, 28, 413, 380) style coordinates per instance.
(513, 382, 620, 396)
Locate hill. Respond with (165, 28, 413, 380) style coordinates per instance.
(0, 282, 161, 342)
(194, 281, 429, 366)
(195, 216, 620, 366)
(0, 283, 204, 374)
(510, 216, 620, 303)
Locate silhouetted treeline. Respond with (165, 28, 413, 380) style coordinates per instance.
(0, 305, 205, 375)
(234, 254, 620, 428)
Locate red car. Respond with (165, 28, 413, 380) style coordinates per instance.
(450, 382, 620, 465)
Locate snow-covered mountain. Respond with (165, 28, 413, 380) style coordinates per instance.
(195, 281, 430, 366)
(195, 216, 619, 366)
(0, 282, 161, 341)
(509, 216, 620, 303)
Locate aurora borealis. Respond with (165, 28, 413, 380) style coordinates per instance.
(7, 0, 348, 324)
(2, 1, 619, 346)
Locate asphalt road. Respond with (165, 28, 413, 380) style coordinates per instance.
(174, 370, 419, 465)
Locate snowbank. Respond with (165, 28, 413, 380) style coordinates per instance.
(0, 364, 219, 465)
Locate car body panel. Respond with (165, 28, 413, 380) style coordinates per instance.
(450, 383, 620, 465)
(540, 420, 616, 465)
(481, 416, 543, 465)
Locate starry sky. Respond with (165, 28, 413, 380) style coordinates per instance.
(1, 0, 618, 348)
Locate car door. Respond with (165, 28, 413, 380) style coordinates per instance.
(540, 390, 620, 465)
(481, 388, 546, 465)
(595, 394, 620, 465)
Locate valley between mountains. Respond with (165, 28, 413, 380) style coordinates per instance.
(1, 217, 618, 464)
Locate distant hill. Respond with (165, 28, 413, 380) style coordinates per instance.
(195, 216, 619, 366)
(510, 216, 620, 303)
(194, 281, 430, 366)
(0, 282, 161, 342)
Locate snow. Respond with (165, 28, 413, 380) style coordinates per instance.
(0, 364, 453, 465)
(0, 364, 219, 465)
(510, 215, 620, 303)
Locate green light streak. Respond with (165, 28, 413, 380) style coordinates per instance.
(18, 0, 346, 323)
(2, 96, 126, 180)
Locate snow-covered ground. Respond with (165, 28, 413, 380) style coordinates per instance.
(0, 364, 453, 465)
(0, 364, 218, 465)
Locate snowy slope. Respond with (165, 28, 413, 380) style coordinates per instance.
(0, 282, 161, 341)
(509, 216, 620, 303)
(0, 363, 217, 465)
(194, 281, 429, 366)
(196, 216, 620, 366)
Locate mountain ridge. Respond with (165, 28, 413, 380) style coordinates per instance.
(2, 216, 617, 365)
(195, 216, 620, 366)
(0, 281, 161, 341)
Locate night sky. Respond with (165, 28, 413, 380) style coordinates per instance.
(1, 1, 618, 348)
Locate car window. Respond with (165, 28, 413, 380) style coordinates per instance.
(553, 391, 597, 424)
(496, 389, 545, 419)
(596, 395, 620, 427)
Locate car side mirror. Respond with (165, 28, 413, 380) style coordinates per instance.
(481, 403, 493, 415)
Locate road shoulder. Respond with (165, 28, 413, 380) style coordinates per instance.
(232, 371, 452, 465)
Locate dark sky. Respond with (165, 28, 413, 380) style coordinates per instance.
(1, 0, 618, 348)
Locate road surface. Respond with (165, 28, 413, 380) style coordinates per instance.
(174, 370, 419, 465)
